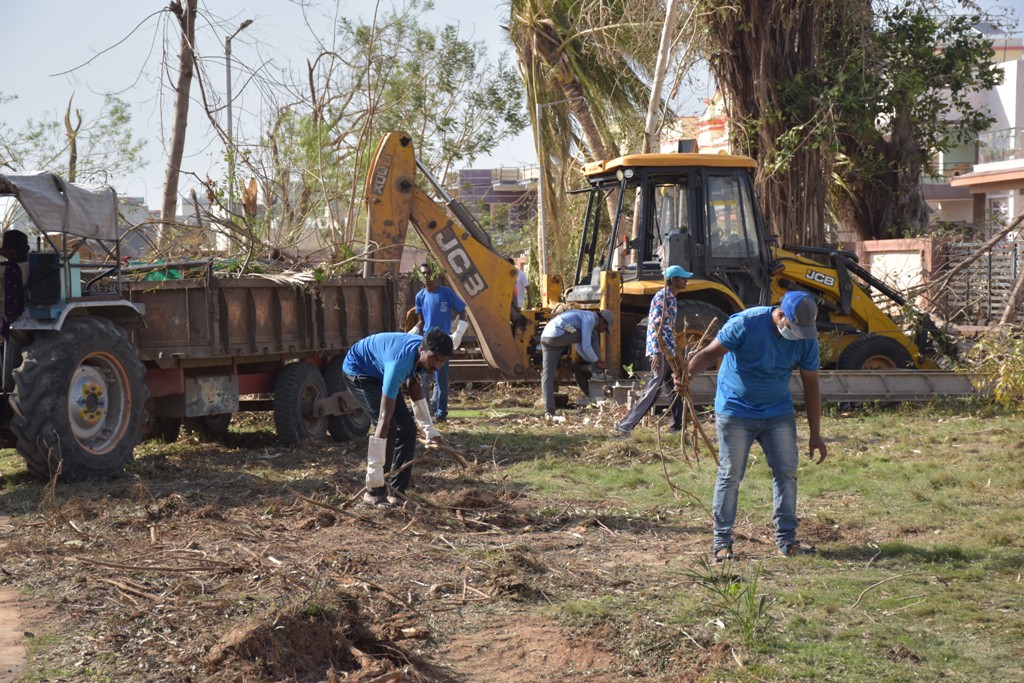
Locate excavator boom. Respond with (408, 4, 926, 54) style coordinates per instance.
(365, 132, 529, 377)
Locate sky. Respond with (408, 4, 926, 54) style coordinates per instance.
(1, 0, 1021, 210)
(0, 0, 549, 209)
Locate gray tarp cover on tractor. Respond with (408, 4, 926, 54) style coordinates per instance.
(0, 172, 118, 241)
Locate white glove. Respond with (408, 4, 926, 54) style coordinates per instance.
(410, 323, 423, 335)
(412, 398, 441, 441)
(366, 436, 387, 489)
(451, 319, 469, 349)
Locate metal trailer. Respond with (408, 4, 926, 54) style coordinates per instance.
(126, 272, 394, 447)
(0, 172, 394, 482)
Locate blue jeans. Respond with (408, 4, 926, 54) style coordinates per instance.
(344, 374, 416, 494)
(425, 359, 450, 419)
(712, 413, 799, 551)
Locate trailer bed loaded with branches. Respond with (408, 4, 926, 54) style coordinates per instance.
(0, 172, 392, 482)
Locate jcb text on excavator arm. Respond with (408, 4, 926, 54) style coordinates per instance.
(364, 132, 529, 377)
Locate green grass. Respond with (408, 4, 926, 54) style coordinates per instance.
(498, 401, 1024, 681)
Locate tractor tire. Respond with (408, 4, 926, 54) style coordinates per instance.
(10, 316, 148, 482)
(836, 334, 913, 370)
(274, 361, 328, 445)
(626, 301, 728, 373)
(183, 413, 233, 442)
(323, 355, 371, 442)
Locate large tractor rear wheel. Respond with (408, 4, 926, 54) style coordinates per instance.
(837, 334, 913, 370)
(10, 316, 148, 481)
(626, 301, 728, 374)
(323, 355, 371, 442)
(274, 361, 328, 445)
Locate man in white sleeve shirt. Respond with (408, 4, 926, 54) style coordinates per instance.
(539, 308, 613, 416)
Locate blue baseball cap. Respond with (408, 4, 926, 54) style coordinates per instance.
(664, 265, 693, 280)
(780, 291, 818, 339)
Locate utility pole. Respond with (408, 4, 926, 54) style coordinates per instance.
(225, 19, 253, 219)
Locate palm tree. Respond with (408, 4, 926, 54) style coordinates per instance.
(506, 0, 664, 277)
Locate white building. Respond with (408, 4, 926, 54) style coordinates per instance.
(944, 32, 1024, 229)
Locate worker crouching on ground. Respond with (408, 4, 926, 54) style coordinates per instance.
(687, 290, 827, 561)
(539, 308, 613, 417)
(342, 329, 453, 508)
(614, 265, 692, 436)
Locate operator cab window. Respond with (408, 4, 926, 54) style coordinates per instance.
(654, 180, 689, 249)
(651, 177, 692, 276)
(706, 174, 760, 260)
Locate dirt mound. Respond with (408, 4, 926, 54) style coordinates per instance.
(204, 590, 400, 682)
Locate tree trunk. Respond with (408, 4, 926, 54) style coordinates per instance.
(704, 0, 829, 248)
(63, 96, 82, 183)
(642, 0, 678, 155)
(161, 0, 197, 223)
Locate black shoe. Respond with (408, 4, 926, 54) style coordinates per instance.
(668, 424, 682, 433)
(713, 545, 735, 563)
(434, 415, 447, 423)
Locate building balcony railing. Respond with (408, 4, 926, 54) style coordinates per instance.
(977, 127, 1024, 164)
(924, 160, 974, 183)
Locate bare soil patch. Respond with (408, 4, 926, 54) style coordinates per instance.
(0, 403, 728, 682)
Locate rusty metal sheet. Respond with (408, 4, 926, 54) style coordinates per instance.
(127, 276, 396, 367)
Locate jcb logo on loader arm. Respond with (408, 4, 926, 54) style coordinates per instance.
(804, 269, 835, 288)
(434, 224, 488, 297)
(370, 153, 392, 196)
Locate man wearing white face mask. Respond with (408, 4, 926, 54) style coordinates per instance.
(688, 290, 827, 562)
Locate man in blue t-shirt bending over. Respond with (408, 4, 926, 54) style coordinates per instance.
(688, 290, 827, 561)
(343, 328, 453, 507)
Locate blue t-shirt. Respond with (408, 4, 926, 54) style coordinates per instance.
(714, 306, 819, 419)
(342, 332, 424, 399)
(415, 286, 466, 334)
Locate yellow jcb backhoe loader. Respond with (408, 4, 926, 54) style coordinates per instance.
(365, 131, 952, 385)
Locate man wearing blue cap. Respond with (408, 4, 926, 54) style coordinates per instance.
(614, 265, 692, 436)
(688, 290, 827, 561)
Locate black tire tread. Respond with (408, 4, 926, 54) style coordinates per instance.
(836, 333, 913, 370)
(9, 317, 148, 481)
(273, 361, 327, 445)
(626, 300, 728, 373)
(323, 355, 370, 442)
(183, 413, 233, 442)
